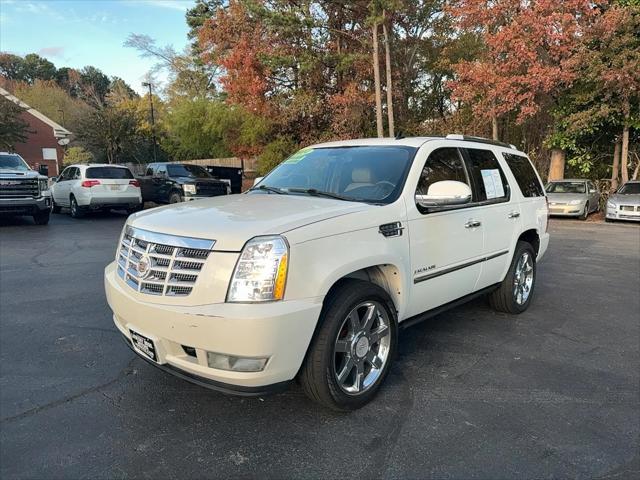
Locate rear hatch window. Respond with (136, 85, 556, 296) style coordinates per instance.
(86, 167, 134, 179)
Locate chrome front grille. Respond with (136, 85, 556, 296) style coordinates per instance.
(0, 178, 39, 198)
(116, 226, 215, 297)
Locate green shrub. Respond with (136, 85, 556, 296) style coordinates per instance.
(257, 137, 297, 175)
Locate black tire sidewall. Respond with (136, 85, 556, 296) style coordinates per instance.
(506, 243, 537, 313)
(169, 192, 182, 204)
(581, 202, 589, 220)
(70, 197, 83, 218)
(33, 212, 50, 225)
(312, 281, 398, 410)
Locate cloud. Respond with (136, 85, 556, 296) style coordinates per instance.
(38, 46, 66, 57)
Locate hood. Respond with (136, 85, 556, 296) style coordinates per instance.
(547, 192, 586, 203)
(610, 193, 640, 205)
(0, 170, 41, 179)
(129, 193, 372, 251)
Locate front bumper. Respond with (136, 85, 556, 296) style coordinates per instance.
(183, 194, 225, 202)
(104, 262, 323, 392)
(548, 204, 584, 216)
(606, 207, 640, 222)
(0, 195, 51, 216)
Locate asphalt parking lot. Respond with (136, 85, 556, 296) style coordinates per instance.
(1, 212, 638, 479)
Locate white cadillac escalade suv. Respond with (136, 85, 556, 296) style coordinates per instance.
(105, 135, 549, 410)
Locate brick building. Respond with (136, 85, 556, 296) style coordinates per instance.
(1, 87, 71, 177)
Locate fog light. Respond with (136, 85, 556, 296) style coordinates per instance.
(206, 352, 268, 372)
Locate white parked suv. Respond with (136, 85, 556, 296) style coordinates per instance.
(104, 135, 550, 410)
(51, 164, 142, 218)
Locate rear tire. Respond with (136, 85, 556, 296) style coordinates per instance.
(33, 211, 50, 225)
(489, 241, 537, 314)
(70, 196, 84, 218)
(169, 192, 183, 204)
(299, 279, 397, 411)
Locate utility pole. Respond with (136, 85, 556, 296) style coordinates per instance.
(142, 81, 157, 163)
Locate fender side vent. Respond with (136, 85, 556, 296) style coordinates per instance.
(379, 222, 404, 237)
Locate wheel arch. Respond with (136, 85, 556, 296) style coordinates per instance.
(517, 228, 540, 256)
(320, 262, 406, 319)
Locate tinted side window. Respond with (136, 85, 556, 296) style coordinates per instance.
(59, 168, 71, 181)
(156, 165, 167, 176)
(503, 153, 544, 197)
(416, 148, 469, 197)
(145, 165, 155, 176)
(463, 148, 510, 202)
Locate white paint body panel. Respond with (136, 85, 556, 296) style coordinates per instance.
(104, 137, 549, 388)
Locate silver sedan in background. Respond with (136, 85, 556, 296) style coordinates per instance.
(606, 181, 640, 222)
(546, 179, 600, 220)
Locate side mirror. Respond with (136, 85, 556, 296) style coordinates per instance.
(253, 176, 264, 186)
(50, 176, 58, 183)
(416, 180, 472, 208)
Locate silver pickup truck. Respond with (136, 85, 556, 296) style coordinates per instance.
(0, 152, 52, 225)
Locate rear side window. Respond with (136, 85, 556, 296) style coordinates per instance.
(462, 148, 510, 202)
(503, 153, 544, 197)
(416, 148, 469, 196)
(86, 167, 134, 179)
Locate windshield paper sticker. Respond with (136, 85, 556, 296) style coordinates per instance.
(284, 148, 313, 164)
(481, 169, 504, 199)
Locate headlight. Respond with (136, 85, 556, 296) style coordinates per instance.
(607, 200, 617, 208)
(227, 235, 289, 302)
(39, 179, 49, 192)
(569, 199, 582, 205)
(183, 184, 197, 195)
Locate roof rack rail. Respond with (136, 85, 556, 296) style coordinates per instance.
(445, 134, 516, 150)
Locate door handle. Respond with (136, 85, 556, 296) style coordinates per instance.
(508, 211, 520, 219)
(465, 220, 482, 228)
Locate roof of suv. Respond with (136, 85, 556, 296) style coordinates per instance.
(67, 164, 131, 169)
(312, 135, 522, 152)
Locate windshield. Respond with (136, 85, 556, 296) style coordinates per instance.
(167, 164, 212, 178)
(618, 183, 640, 195)
(86, 167, 133, 179)
(0, 154, 30, 172)
(253, 146, 417, 204)
(546, 181, 586, 194)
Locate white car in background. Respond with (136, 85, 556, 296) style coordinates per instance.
(51, 164, 142, 218)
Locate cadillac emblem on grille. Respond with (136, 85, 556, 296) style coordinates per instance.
(137, 255, 151, 279)
(116, 226, 215, 297)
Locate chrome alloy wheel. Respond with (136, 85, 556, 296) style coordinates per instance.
(513, 252, 534, 305)
(333, 301, 391, 395)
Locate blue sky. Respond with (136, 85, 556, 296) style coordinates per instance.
(0, 0, 194, 94)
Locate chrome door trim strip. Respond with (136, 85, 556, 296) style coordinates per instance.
(414, 249, 509, 284)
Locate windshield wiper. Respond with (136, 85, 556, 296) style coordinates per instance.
(250, 184, 288, 195)
(288, 188, 354, 202)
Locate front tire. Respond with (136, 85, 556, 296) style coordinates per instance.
(299, 279, 397, 411)
(580, 202, 589, 220)
(33, 211, 50, 225)
(489, 241, 537, 314)
(169, 192, 183, 204)
(52, 200, 61, 214)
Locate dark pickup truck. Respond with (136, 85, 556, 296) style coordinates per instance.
(138, 163, 230, 204)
